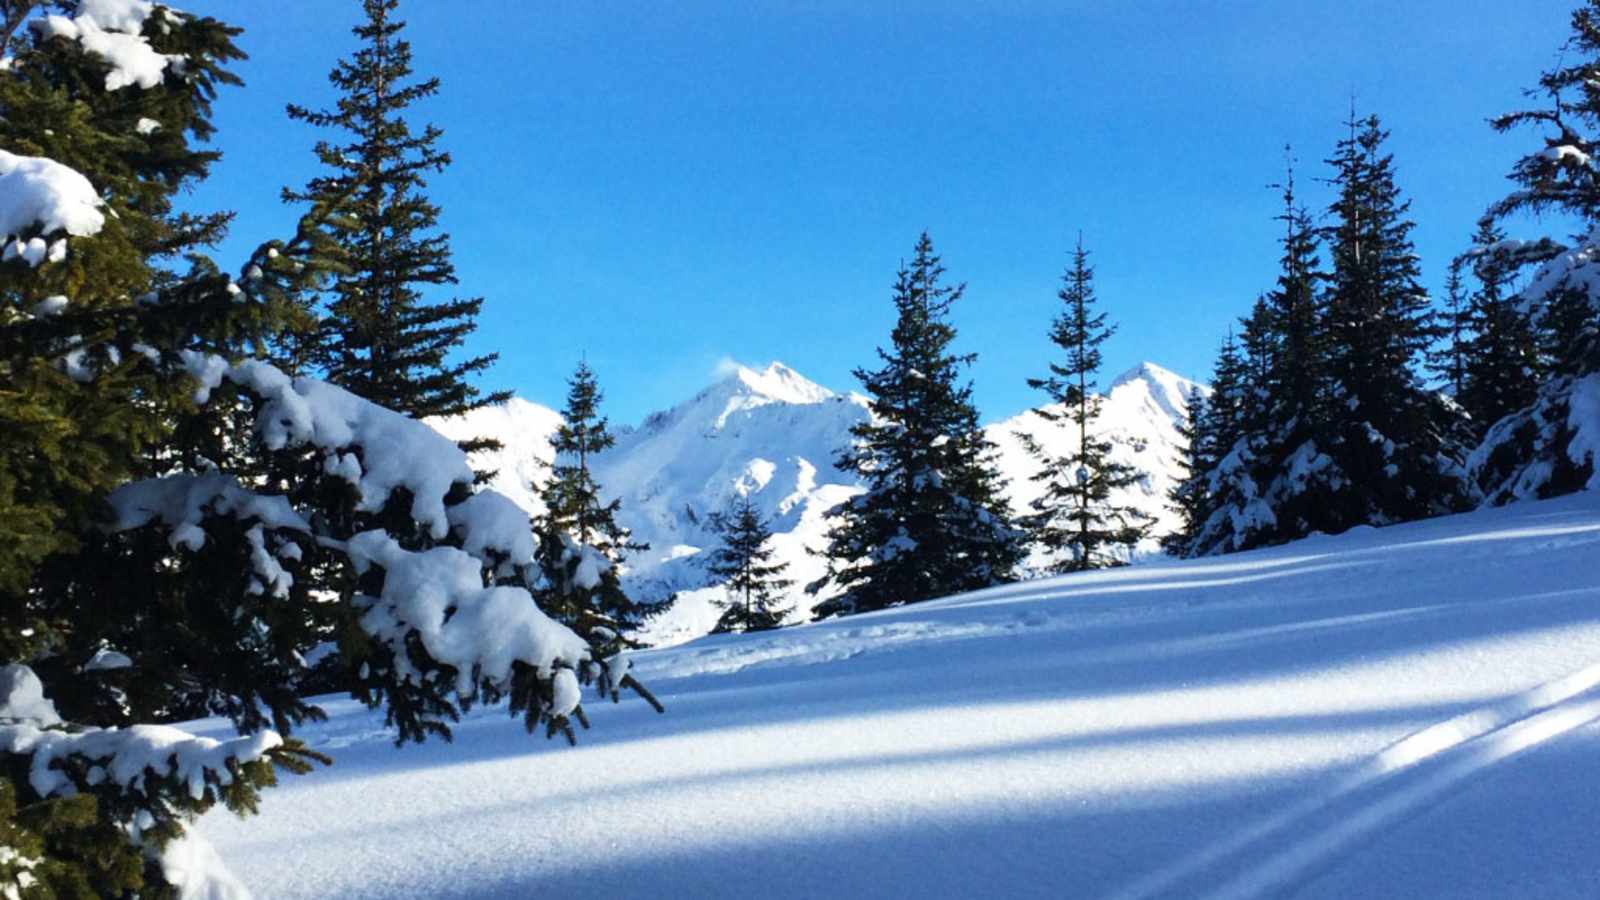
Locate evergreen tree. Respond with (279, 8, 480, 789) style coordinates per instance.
(0, 5, 661, 892)
(1318, 112, 1473, 524)
(0, 3, 328, 891)
(1162, 386, 1212, 556)
(1471, 0, 1600, 500)
(1457, 217, 1540, 430)
(1193, 165, 1344, 555)
(810, 233, 1023, 617)
(704, 495, 792, 633)
(1430, 255, 1471, 399)
(1018, 237, 1151, 572)
(534, 361, 658, 639)
(284, 0, 506, 445)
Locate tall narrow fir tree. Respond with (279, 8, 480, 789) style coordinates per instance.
(535, 361, 658, 638)
(284, 0, 506, 448)
(1018, 237, 1151, 572)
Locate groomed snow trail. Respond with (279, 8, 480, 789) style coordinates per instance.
(195, 493, 1600, 898)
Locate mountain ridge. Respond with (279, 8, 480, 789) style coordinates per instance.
(430, 360, 1204, 645)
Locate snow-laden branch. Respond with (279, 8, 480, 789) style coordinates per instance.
(0, 149, 103, 266)
(30, 0, 182, 91)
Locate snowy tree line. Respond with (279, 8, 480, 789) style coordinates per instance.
(1161, 5, 1600, 557)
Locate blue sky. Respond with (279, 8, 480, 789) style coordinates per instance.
(184, 0, 1576, 424)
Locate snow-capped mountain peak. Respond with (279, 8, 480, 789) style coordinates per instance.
(726, 361, 834, 405)
(1106, 361, 1207, 430)
(431, 359, 1202, 646)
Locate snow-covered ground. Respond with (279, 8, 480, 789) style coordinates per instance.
(431, 360, 1203, 645)
(195, 490, 1600, 898)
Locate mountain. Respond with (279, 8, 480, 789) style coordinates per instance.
(430, 360, 1205, 645)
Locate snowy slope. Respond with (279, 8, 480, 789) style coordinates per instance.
(430, 361, 1203, 645)
(196, 491, 1600, 898)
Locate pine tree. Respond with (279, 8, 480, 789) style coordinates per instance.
(1019, 237, 1151, 572)
(534, 361, 658, 638)
(285, 0, 506, 445)
(1470, 0, 1600, 501)
(810, 233, 1023, 617)
(704, 495, 792, 633)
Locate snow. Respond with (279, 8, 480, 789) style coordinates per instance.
(1568, 373, 1600, 491)
(0, 665, 61, 726)
(191, 491, 1600, 898)
(187, 358, 475, 540)
(156, 830, 252, 900)
(345, 532, 591, 695)
(446, 490, 536, 576)
(0, 150, 105, 256)
(432, 361, 1201, 646)
(110, 472, 311, 548)
(31, 0, 178, 91)
(1, 714, 281, 804)
(30, 295, 68, 317)
(84, 647, 135, 671)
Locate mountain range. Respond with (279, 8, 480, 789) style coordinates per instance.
(430, 360, 1203, 646)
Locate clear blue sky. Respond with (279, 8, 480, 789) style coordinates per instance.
(183, 0, 1576, 424)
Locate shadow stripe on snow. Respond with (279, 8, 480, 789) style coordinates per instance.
(1111, 661, 1600, 900)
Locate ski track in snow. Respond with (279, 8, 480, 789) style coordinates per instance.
(194, 492, 1600, 899)
(1117, 662, 1600, 900)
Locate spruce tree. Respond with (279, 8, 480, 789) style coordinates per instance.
(1, 5, 662, 892)
(534, 361, 658, 639)
(704, 495, 792, 633)
(1184, 331, 1254, 554)
(811, 233, 1022, 617)
(1162, 386, 1212, 556)
(1318, 113, 1473, 524)
(284, 0, 506, 444)
(1430, 255, 1471, 400)
(1458, 217, 1540, 430)
(0, 4, 328, 891)
(1019, 237, 1151, 572)
(1471, 0, 1600, 500)
(1193, 165, 1344, 555)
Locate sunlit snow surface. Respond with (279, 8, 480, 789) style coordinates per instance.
(195, 493, 1600, 898)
